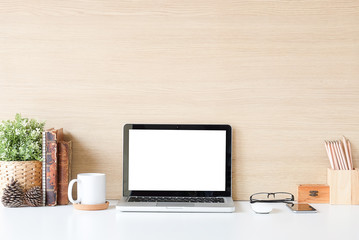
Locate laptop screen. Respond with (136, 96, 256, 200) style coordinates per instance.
(123, 124, 232, 197)
(128, 129, 226, 191)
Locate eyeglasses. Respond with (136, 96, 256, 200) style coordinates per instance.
(250, 192, 294, 204)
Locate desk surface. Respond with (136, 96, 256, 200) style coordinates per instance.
(0, 201, 358, 240)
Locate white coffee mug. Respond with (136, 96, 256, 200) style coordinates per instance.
(68, 173, 106, 205)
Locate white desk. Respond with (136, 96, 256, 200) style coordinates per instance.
(0, 201, 358, 240)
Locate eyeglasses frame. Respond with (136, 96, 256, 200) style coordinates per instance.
(250, 192, 294, 204)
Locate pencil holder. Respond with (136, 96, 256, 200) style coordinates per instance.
(327, 168, 359, 204)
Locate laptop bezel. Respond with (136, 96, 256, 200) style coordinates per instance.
(122, 124, 232, 198)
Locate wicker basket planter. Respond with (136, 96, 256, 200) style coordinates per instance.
(0, 161, 42, 198)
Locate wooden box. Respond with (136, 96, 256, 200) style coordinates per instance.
(298, 184, 329, 203)
(327, 168, 359, 205)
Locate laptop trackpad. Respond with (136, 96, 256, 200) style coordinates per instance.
(157, 202, 195, 207)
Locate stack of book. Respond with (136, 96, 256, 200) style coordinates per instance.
(42, 128, 72, 206)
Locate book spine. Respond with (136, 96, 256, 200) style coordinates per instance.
(57, 141, 72, 205)
(45, 131, 58, 206)
(68, 141, 72, 184)
(42, 132, 46, 206)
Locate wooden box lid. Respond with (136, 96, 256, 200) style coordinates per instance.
(298, 184, 329, 203)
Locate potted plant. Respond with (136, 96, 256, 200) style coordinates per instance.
(0, 113, 45, 198)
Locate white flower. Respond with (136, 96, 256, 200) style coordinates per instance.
(15, 129, 20, 135)
(21, 120, 28, 127)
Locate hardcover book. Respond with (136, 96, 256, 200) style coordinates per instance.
(57, 141, 72, 205)
(44, 128, 63, 206)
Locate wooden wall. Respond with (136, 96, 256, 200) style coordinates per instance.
(0, 1, 358, 200)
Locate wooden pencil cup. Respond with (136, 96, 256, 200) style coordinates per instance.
(327, 168, 359, 204)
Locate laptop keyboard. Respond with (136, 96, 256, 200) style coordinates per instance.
(128, 196, 225, 203)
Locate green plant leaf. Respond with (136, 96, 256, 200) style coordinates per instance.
(0, 114, 45, 161)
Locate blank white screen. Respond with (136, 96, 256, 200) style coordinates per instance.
(128, 130, 226, 191)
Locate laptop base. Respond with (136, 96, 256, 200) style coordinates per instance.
(116, 197, 235, 213)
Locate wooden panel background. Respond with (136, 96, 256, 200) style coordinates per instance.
(0, 1, 358, 200)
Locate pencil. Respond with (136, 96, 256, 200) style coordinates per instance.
(325, 141, 334, 169)
(332, 141, 344, 170)
(329, 141, 339, 170)
(338, 140, 348, 170)
(347, 140, 353, 170)
(342, 136, 352, 170)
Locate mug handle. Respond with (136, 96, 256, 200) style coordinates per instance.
(68, 179, 80, 204)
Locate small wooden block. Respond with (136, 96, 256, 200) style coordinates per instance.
(298, 184, 329, 203)
(327, 168, 359, 204)
(73, 201, 109, 211)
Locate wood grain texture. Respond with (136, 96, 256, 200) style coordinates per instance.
(298, 184, 329, 203)
(73, 201, 109, 211)
(327, 168, 359, 204)
(0, 1, 359, 200)
(352, 170, 359, 204)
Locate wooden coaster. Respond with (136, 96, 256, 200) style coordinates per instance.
(73, 201, 109, 211)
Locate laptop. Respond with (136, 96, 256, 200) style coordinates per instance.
(116, 124, 235, 212)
